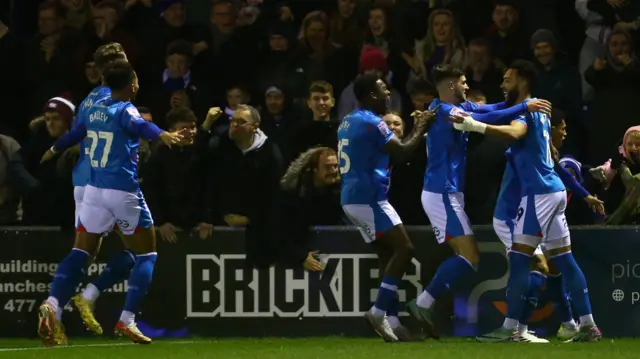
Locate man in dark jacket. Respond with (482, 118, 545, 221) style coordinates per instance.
(197, 105, 284, 268)
(268, 146, 342, 270)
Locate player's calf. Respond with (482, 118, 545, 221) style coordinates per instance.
(545, 242, 601, 341)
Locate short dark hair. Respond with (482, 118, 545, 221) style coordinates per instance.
(166, 39, 193, 62)
(165, 107, 197, 129)
(138, 106, 151, 115)
(95, 0, 124, 16)
(551, 108, 565, 126)
(353, 74, 380, 103)
(308, 81, 334, 97)
(509, 60, 538, 87)
(38, 0, 66, 18)
(227, 84, 248, 94)
(103, 60, 135, 92)
(431, 64, 465, 86)
(94, 43, 126, 72)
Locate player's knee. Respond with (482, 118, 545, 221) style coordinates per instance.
(122, 227, 157, 254)
(73, 232, 101, 256)
(394, 239, 414, 261)
(449, 235, 480, 267)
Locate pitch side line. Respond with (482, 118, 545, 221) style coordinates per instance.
(0, 340, 198, 352)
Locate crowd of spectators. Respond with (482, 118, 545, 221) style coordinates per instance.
(1, 0, 640, 238)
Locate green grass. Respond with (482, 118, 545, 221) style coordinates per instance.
(0, 337, 637, 359)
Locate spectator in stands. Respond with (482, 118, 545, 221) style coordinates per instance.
(291, 81, 339, 161)
(0, 19, 24, 139)
(198, 105, 284, 267)
(329, 0, 364, 48)
(402, 80, 436, 133)
(72, 53, 101, 104)
(0, 134, 22, 225)
(338, 45, 402, 120)
(591, 126, 640, 224)
(467, 89, 487, 104)
(7, 97, 76, 228)
(259, 86, 296, 160)
(60, 0, 90, 30)
(137, 106, 154, 181)
(82, 0, 138, 66)
(531, 29, 583, 156)
(138, 0, 207, 82)
(486, 1, 527, 67)
(584, 29, 640, 165)
(363, 1, 413, 97)
(145, 106, 213, 242)
(255, 22, 302, 102)
(263, 146, 342, 270)
(412, 9, 466, 83)
(385, 112, 428, 225)
(465, 37, 504, 104)
(141, 39, 207, 127)
(25, 1, 81, 120)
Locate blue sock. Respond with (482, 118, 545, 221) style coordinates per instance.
(549, 253, 592, 317)
(505, 252, 531, 323)
(49, 249, 89, 307)
(92, 250, 136, 291)
(546, 274, 574, 323)
(387, 294, 399, 317)
(519, 271, 546, 325)
(123, 253, 157, 314)
(372, 276, 399, 314)
(425, 255, 474, 299)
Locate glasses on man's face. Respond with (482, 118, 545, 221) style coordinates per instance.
(230, 118, 250, 127)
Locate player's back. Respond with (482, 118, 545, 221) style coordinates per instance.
(494, 150, 521, 221)
(423, 99, 477, 193)
(85, 97, 141, 192)
(338, 109, 392, 205)
(73, 85, 111, 187)
(511, 110, 565, 195)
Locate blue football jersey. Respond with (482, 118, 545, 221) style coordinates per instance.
(85, 98, 154, 192)
(511, 110, 565, 195)
(73, 85, 111, 187)
(494, 150, 521, 221)
(423, 98, 478, 193)
(338, 109, 394, 205)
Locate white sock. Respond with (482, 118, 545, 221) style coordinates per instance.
(517, 323, 528, 335)
(55, 306, 62, 322)
(579, 314, 595, 328)
(119, 310, 135, 326)
(416, 290, 435, 309)
(82, 283, 100, 303)
(46, 296, 59, 309)
(503, 318, 519, 330)
(563, 319, 578, 329)
(369, 306, 385, 317)
(387, 315, 401, 329)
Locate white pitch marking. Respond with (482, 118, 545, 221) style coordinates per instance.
(0, 340, 199, 352)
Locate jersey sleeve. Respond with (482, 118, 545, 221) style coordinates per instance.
(120, 104, 164, 140)
(555, 163, 590, 199)
(470, 102, 506, 113)
(470, 102, 528, 125)
(514, 114, 528, 126)
(53, 120, 87, 152)
(370, 116, 394, 149)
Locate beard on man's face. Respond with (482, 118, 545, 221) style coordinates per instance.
(505, 89, 519, 106)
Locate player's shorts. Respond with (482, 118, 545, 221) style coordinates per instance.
(514, 191, 570, 250)
(493, 217, 543, 256)
(342, 200, 402, 243)
(78, 185, 153, 235)
(421, 191, 473, 244)
(73, 186, 85, 229)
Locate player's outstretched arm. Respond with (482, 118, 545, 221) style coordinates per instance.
(383, 108, 438, 159)
(470, 99, 551, 125)
(41, 122, 87, 163)
(451, 113, 527, 141)
(467, 102, 506, 113)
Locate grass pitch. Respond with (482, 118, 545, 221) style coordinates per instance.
(0, 337, 636, 359)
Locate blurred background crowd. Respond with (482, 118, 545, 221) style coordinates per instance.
(1, 0, 640, 239)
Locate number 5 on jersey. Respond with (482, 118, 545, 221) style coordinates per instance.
(338, 139, 350, 174)
(87, 130, 113, 168)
